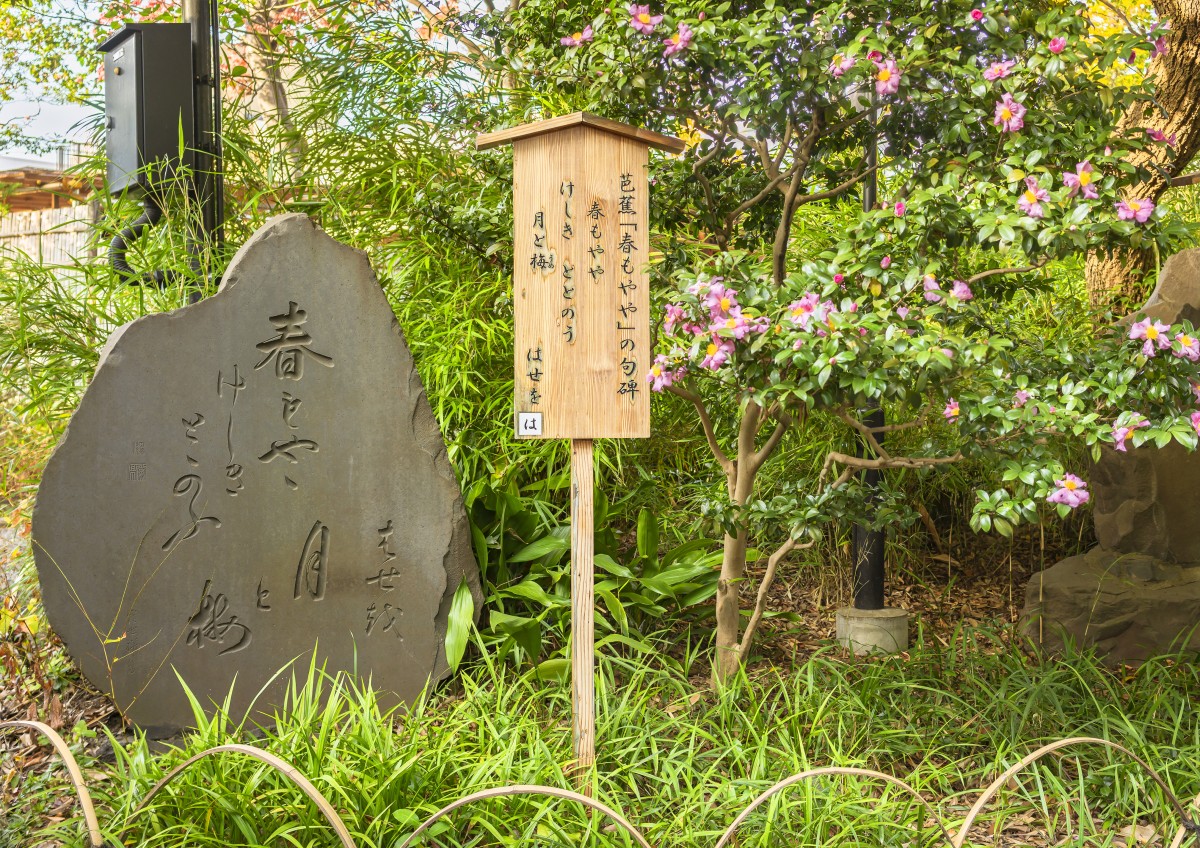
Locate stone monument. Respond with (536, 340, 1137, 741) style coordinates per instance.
(1022, 248, 1200, 662)
(33, 214, 482, 734)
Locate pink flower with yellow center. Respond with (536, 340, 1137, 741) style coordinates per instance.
(700, 338, 733, 370)
(1047, 473, 1089, 508)
(1116, 198, 1155, 223)
(944, 399, 960, 421)
(663, 22, 692, 57)
(950, 279, 973, 301)
(1130, 317, 1172, 357)
(663, 302, 686, 333)
(923, 274, 941, 303)
(982, 60, 1015, 81)
(703, 282, 740, 321)
(561, 25, 594, 46)
(1017, 176, 1049, 219)
(1174, 332, 1200, 362)
(1112, 416, 1149, 452)
(829, 54, 855, 77)
(1014, 390, 1030, 407)
(628, 4, 662, 34)
(1192, 411, 1200, 436)
(875, 58, 901, 96)
(1063, 162, 1098, 200)
(993, 93, 1026, 132)
(715, 314, 753, 340)
(1048, 36, 1066, 54)
(647, 354, 675, 391)
(787, 292, 823, 329)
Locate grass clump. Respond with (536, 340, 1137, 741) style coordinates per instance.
(17, 629, 1198, 848)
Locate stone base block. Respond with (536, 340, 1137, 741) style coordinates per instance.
(836, 607, 909, 655)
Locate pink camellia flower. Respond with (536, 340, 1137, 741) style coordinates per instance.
(628, 4, 662, 34)
(751, 315, 771, 334)
(1192, 410, 1200, 436)
(1111, 416, 1149, 452)
(833, 273, 845, 285)
(970, 8, 984, 21)
(1063, 161, 1099, 200)
(829, 54, 855, 77)
(1150, 34, 1169, 59)
(950, 279, 973, 301)
(983, 60, 1015, 81)
(1017, 176, 1049, 219)
(896, 305, 910, 319)
(788, 292, 822, 328)
(715, 314, 753, 340)
(1174, 331, 1200, 362)
(704, 282, 740, 320)
(1116, 198, 1155, 223)
(874, 58, 901, 96)
(894, 199, 906, 216)
(663, 302, 686, 333)
(1130, 317, 1172, 357)
(1048, 36, 1066, 54)
(1014, 390, 1030, 407)
(867, 49, 883, 62)
(1146, 128, 1171, 145)
(944, 399, 960, 421)
(1047, 473, 1089, 508)
(560, 25, 594, 46)
(923, 274, 941, 303)
(699, 338, 734, 370)
(993, 93, 1026, 132)
(647, 355, 675, 391)
(1192, 382, 1200, 403)
(880, 255, 892, 269)
(663, 22, 692, 57)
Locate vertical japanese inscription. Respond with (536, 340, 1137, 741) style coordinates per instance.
(365, 518, 403, 638)
(512, 128, 650, 438)
(254, 302, 331, 490)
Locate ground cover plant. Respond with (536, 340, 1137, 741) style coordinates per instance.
(6, 629, 1200, 848)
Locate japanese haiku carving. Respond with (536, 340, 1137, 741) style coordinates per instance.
(32, 214, 482, 734)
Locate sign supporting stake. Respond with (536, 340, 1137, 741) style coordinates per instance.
(570, 438, 596, 789)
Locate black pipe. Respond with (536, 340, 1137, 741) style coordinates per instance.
(851, 90, 887, 611)
(109, 196, 173, 286)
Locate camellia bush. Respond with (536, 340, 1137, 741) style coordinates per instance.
(460, 0, 1200, 680)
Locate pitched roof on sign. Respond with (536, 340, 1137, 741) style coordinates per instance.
(475, 112, 686, 153)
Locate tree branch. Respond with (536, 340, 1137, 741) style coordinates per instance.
(835, 408, 891, 459)
(794, 165, 876, 208)
(737, 536, 813, 663)
(965, 259, 1048, 285)
(666, 384, 734, 480)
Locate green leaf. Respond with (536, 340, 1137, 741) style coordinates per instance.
(509, 535, 568, 563)
(444, 579, 474, 674)
(636, 508, 660, 563)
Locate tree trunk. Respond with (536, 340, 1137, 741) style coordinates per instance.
(1087, 0, 1200, 309)
(713, 527, 749, 683)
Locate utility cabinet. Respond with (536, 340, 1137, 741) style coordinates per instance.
(99, 24, 195, 194)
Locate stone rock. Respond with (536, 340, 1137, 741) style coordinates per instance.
(1091, 443, 1200, 563)
(1091, 248, 1200, 563)
(1139, 247, 1200, 327)
(1021, 547, 1200, 664)
(33, 214, 482, 735)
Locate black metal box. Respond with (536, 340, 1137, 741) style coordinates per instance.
(99, 24, 195, 195)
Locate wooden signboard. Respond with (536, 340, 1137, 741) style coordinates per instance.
(478, 113, 683, 780)
(478, 113, 684, 440)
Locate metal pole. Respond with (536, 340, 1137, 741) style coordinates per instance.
(852, 92, 886, 611)
(182, 0, 223, 251)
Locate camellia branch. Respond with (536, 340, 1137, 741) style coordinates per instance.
(819, 450, 965, 488)
(666, 384, 734, 480)
(965, 259, 1048, 285)
(737, 535, 814, 663)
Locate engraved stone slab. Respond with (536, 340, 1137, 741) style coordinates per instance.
(33, 214, 482, 735)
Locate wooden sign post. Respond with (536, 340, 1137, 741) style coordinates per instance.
(478, 113, 684, 776)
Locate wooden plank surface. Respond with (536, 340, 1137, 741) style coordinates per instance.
(477, 112, 685, 154)
(570, 439, 596, 776)
(513, 126, 651, 440)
